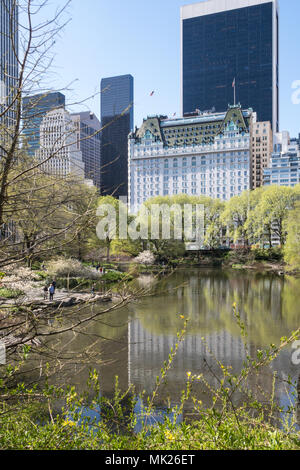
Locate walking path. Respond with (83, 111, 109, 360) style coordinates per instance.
(0, 289, 110, 308)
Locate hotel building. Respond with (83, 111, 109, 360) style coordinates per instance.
(129, 105, 257, 212)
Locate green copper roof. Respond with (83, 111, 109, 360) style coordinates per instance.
(132, 105, 251, 148)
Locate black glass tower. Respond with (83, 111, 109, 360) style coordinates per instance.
(100, 74, 134, 198)
(181, 0, 279, 131)
(0, 0, 18, 125)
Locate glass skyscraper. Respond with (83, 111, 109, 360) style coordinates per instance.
(22, 92, 66, 155)
(181, 0, 279, 132)
(100, 74, 134, 198)
(0, 0, 18, 124)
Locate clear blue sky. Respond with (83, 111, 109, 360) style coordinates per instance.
(47, 0, 300, 136)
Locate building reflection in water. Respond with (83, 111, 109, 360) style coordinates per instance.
(23, 269, 300, 428)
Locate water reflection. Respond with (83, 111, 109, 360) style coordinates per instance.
(24, 269, 300, 426)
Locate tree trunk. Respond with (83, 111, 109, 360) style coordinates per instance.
(268, 229, 273, 249)
(106, 239, 110, 261)
(77, 233, 82, 261)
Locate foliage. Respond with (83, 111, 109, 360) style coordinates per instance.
(4, 157, 98, 267)
(101, 271, 131, 283)
(90, 196, 129, 262)
(0, 287, 24, 299)
(284, 202, 300, 271)
(251, 247, 283, 262)
(245, 186, 298, 246)
(221, 191, 252, 244)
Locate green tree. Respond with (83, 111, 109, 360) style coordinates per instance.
(284, 201, 300, 270)
(90, 195, 127, 261)
(249, 186, 297, 246)
(221, 191, 252, 245)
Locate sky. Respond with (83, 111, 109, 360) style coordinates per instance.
(42, 0, 300, 136)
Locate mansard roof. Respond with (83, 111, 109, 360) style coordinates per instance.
(131, 105, 253, 148)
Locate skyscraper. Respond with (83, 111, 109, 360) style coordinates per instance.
(100, 74, 134, 198)
(181, 0, 279, 132)
(0, 0, 18, 124)
(36, 108, 85, 180)
(22, 92, 66, 155)
(251, 121, 273, 189)
(71, 112, 101, 189)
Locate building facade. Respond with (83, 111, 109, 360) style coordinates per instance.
(291, 133, 300, 150)
(129, 105, 256, 213)
(181, 0, 279, 132)
(36, 108, 85, 180)
(251, 121, 273, 189)
(263, 132, 300, 187)
(22, 92, 66, 155)
(0, 0, 18, 124)
(100, 74, 134, 198)
(71, 112, 101, 189)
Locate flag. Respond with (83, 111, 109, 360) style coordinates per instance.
(150, 90, 155, 96)
(232, 78, 236, 88)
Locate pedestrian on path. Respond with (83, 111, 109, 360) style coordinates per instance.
(51, 280, 56, 293)
(43, 285, 48, 300)
(91, 283, 96, 296)
(49, 284, 55, 301)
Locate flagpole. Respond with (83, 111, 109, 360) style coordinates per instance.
(234, 80, 236, 106)
(233, 78, 236, 106)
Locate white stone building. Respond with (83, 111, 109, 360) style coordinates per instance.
(36, 108, 86, 180)
(129, 105, 256, 213)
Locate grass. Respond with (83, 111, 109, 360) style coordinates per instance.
(0, 404, 298, 450)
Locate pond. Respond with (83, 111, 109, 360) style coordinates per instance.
(25, 268, 300, 428)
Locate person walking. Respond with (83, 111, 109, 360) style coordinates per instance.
(91, 283, 96, 297)
(43, 285, 48, 300)
(49, 284, 55, 302)
(51, 280, 56, 293)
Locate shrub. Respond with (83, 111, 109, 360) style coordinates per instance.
(35, 271, 48, 280)
(0, 288, 24, 299)
(101, 271, 131, 283)
(31, 262, 42, 271)
(102, 263, 118, 270)
(252, 248, 283, 261)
